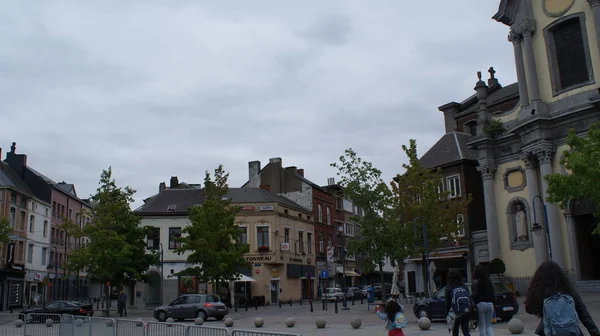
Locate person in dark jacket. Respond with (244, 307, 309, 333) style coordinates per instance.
(472, 264, 495, 336)
(525, 261, 599, 336)
(445, 268, 471, 336)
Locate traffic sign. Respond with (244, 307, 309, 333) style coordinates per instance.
(320, 270, 328, 279)
(8, 234, 18, 241)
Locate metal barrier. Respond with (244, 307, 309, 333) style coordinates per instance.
(89, 317, 116, 336)
(0, 321, 24, 336)
(231, 329, 302, 336)
(23, 313, 63, 336)
(115, 319, 146, 336)
(146, 321, 187, 336)
(186, 325, 229, 336)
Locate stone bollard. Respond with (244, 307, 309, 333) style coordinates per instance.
(75, 319, 84, 327)
(45, 319, 54, 327)
(224, 318, 234, 328)
(254, 317, 264, 328)
(166, 318, 174, 324)
(508, 318, 525, 334)
(315, 317, 326, 329)
(135, 318, 144, 327)
(285, 317, 295, 328)
(105, 320, 114, 327)
(350, 317, 362, 329)
(15, 319, 24, 328)
(418, 317, 431, 330)
(194, 317, 204, 325)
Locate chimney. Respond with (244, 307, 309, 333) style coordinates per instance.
(159, 182, 166, 193)
(297, 169, 304, 177)
(438, 102, 461, 134)
(284, 166, 297, 187)
(248, 161, 261, 188)
(269, 157, 282, 164)
(327, 177, 335, 186)
(170, 176, 179, 189)
(5, 141, 28, 177)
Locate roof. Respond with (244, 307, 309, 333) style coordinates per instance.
(56, 182, 77, 197)
(136, 187, 310, 215)
(419, 132, 478, 169)
(457, 82, 519, 115)
(0, 162, 34, 196)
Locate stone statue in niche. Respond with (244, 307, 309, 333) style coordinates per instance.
(514, 202, 528, 241)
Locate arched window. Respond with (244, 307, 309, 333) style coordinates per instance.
(506, 198, 533, 251)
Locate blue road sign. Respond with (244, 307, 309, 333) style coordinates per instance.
(320, 270, 328, 279)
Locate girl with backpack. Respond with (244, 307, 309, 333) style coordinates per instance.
(525, 261, 599, 336)
(374, 300, 407, 336)
(446, 269, 472, 336)
(472, 264, 495, 336)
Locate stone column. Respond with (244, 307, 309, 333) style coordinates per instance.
(534, 146, 566, 267)
(564, 208, 580, 280)
(588, 0, 600, 56)
(521, 153, 548, 267)
(509, 30, 529, 107)
(477, 163, 501, 260)
(519, 21, 541, 103)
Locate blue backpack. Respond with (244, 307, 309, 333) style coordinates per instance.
(391, 311, 407, 329)
(543, 293, 582, 336)
(451, 286, 471, 316)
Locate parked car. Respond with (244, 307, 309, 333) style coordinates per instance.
(372, 283, 392, 299)
(19, 300, 94, 322)
(154, 294, 228, 322)
(324, 288, 345, 302)
(344, 287, 363, 300)
(413, 282, 519, 321)
(358, 285, 370, 298)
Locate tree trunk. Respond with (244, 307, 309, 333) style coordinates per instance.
(378, 261, 386, 303)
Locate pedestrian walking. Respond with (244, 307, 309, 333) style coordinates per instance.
(446, 268, 471, 336)
(118, 290, 127, 317)
(374, 300, 406, 336)
(472, 264, 495, 336)
(525, 261, 599, 336)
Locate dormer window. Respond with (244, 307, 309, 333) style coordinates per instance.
(463, 120, 477, 137)
(545, 13, 594, 95)
(167, 204, 176, 212)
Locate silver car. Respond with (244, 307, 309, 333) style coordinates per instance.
(154, 294, 228, 322)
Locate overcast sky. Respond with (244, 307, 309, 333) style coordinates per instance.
(1, 1, 516, 207)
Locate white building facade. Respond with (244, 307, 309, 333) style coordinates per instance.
(24, 198, 51, 306)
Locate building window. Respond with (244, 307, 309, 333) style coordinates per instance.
(317, 204, 323, 223)
(446, 175, 461, 198)
(545, 14, 593, 94)
(298, 231, 304, 253)
(27, 244, 34, 263)
(307, 232, 312, 253)
(326, 207, 331, 224)
(41, 247, 47, 265)
(29, 215, 35, 233)
(327, 235, 332, 247)
(147, 227, 160, 249)
(168, 227, 181, 249)
(10, 192, 16, 203)
(52, 202, 56, 217)
(318, 233, 324, 252)
(284, 228, 290, 243)
(256, 226, 269, 248)
(238, 226, 248, 244)
(9, 207, 16, 226)
(16, 241, 24, 262)
(68, 209, 73, 220)
(456, 215, 465, 238)
(43, 220, 48, 237)
(20, 210, 26, 231)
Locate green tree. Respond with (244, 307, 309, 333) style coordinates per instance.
(331, 149, 404, 301)
(65, 167, 156, 308)
(0, 217, 11, 247)
(176, 165, 249, 292)
(390, 139, 471, 295)
(546, 123, 600, 233)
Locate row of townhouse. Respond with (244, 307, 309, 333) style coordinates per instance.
(0, 143, 93, 311)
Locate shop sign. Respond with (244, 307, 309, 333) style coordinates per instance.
(245, 256, 272, 262)
(259, 205, 274, 211)
(241, 206, 255, 211)
(289, 258, 303, 263)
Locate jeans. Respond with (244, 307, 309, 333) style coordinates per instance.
(477, 302, 494, 336)
(453, 314, 471, 336)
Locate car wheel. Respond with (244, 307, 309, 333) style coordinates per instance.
(417, 307, 429, 318)
(196, 310, 207, 321)
(156, 310, 168, 322)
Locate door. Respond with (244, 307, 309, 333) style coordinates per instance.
(270, 280, 279, 304)
(169, 296, 188, 319)
(408, 271, 416, 294)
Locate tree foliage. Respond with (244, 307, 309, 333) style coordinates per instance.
(546, 123, 600, 233)
(176, 165, 249, 286)
(391, 139, 472, 256)
(0, 217, 11, 247)
(65, 167, 155, 290)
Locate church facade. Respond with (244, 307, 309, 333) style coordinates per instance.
(437, 0, 600, 287)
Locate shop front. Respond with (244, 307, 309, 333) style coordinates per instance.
(25, 271, 46, 307)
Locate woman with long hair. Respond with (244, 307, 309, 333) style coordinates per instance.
(472, 264, 495, 336)
(445, 268, 471, 336)
(525, 260, 599, 336)
(374, 299, 406, 336)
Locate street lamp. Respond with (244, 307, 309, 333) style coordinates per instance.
(531, 195, 553, 260)
(337, 225, 350, 310)
(157, 243, 164, 305)
(413, 217, 431, 296)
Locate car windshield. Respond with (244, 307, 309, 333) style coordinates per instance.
(494, 283, 512, 293)
(205, 295, 221, 302)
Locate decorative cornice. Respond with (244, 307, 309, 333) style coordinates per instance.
(521, 152, 537, 169)
(508, 30, 522, 44)
(477, 162, 497, 180)
(515, 20, 537, 37)
(588, 0, 600, 8)
(533, 146, 555, 164)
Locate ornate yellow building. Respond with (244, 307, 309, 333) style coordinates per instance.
(438, 0, 600, 290)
